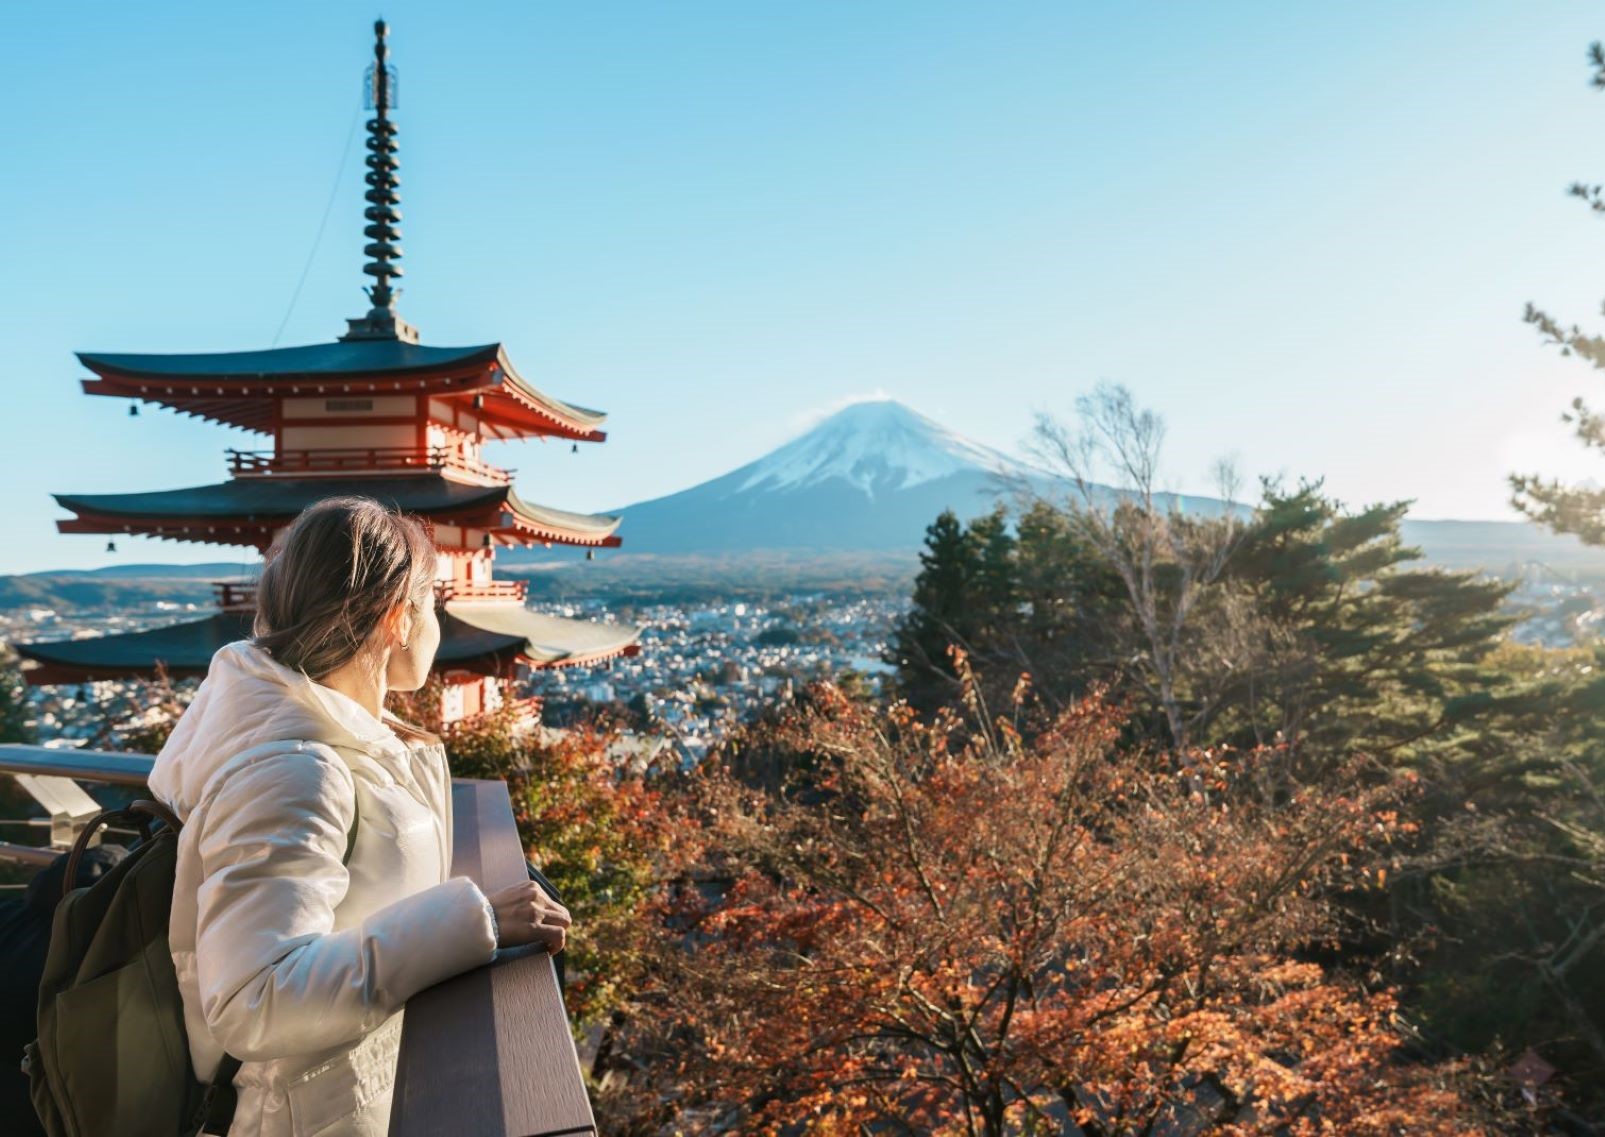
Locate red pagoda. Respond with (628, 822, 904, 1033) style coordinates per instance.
(13, 21, 640, 722)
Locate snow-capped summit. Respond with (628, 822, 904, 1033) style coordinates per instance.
(735, 400, 1032, 499)
(499, 398, 1048, 556)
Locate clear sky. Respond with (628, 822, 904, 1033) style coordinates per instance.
(5, 1, 1605, 573)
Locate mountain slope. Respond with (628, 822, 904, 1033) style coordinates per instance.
(566, 401, 1036, 554)
(505, 399, 1221, 558)
(728, 399, 1036, 498)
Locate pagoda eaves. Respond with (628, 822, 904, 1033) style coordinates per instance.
(79, 342, 607, 442)
(14, 606, 641, 687)
(53, 476, 623, 551)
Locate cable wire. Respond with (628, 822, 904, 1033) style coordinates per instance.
(271, 109, 362, 346)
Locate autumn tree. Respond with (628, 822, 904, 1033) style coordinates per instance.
(597, 661, 1487, 1135)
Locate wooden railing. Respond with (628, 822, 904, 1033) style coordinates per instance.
(227, 447, 511, 484)
(205, 578, 530, 612)
(213, 581, 257, 611)
(436, 579, 529, 604)
(0, 744, 596, 1135)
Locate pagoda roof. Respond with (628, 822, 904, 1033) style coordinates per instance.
(78, 340, 608, 442)
(13, 611, 254, 682)
(79, 340, 502, 380)
(54, 475, 623, 550)
(442, 600, 643, 668)
(12, 606, 640, 685)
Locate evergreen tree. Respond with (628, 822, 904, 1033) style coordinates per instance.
(1009, 499, 1129, 708)
(965, 505, 1016, 630)
(1219, 479, 1517, 766)
(1512, 41, 1605, 541)
(0, 648, 34, 744)
(887, 509, 981, 710)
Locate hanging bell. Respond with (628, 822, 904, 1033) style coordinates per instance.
(472, 394, 484, 410)
(586, 548, 595, 561)
(571, 443, 578, 454)
(106, 540, 117, 553)
(128, 404, 139, 417)
(481, 533, 493, 548)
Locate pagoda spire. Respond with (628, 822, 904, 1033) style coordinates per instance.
(343, 18, 418, 343)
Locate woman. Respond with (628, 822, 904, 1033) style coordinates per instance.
(149, 497, 570, 1137)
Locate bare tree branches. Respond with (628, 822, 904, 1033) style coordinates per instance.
(1016, 383, 1251, 749)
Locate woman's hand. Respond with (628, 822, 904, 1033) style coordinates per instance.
(485, 881, 571, 953)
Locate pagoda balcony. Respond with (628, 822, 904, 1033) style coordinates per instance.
(210, 580, 529, 609)
(213, 581, 257, 612)
(436, 579, 529, 604)
(227, 446, 511, 485)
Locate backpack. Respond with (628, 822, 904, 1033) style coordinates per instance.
(23, 796, 358, 1137)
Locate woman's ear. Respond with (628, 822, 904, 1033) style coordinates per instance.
(381, 598, 412, 649)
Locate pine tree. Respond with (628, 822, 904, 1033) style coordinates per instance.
(965, 505, 1016, 627)
(1511, 41, 1605, 540)
(887, 510, 981, 710)
(1009, 499, 1128, 708)
(0, 648, 34, 744)
(1220, 479, 1516, 764)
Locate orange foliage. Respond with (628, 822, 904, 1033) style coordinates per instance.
(600, 656, 1485, 1134)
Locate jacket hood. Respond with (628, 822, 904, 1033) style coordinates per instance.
(149, 640, 395, 820)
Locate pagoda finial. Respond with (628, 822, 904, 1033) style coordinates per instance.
(342, 17, 418, 343)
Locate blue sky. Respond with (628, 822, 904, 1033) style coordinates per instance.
(5, 1, 1605, 572)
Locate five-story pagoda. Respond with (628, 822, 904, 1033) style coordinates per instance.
(13, 21, 640, 723)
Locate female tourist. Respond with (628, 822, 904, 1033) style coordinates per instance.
(148, 496, 570, 1136)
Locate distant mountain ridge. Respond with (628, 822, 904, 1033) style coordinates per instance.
(11, 563, 252, 580)
(10, 400, 1605, 601)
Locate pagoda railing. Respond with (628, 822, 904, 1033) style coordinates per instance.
(0, 744, 597, 1134)
(436, 579, 529, 604)
(215, 580, 528, 609)
(213, 581, 257, 612)
(227, 447, 511, 484)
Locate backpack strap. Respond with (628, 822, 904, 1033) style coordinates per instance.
(343, 802, 359, 866)
(196, 1054, 243, 1135)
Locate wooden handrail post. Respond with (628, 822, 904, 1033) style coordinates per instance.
(390, 780, 597, 1136)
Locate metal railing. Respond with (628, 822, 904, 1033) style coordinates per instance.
(226, 447, 511, 484)
(0, 744, 596, 1134)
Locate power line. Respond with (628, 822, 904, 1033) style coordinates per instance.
(271, 109, 361, 347)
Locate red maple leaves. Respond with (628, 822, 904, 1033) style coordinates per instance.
(602, 664, 1482, 1134)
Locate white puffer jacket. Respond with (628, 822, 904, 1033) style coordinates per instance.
(148, 641, 499, 1137)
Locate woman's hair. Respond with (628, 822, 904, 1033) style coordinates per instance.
(252, 496, 437, 678)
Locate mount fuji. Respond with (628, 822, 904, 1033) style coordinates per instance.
(494, 398, 1605, 576)
(535, 400, 1051, 556)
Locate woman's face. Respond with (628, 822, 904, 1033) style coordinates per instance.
(385, 588, 441, 692)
